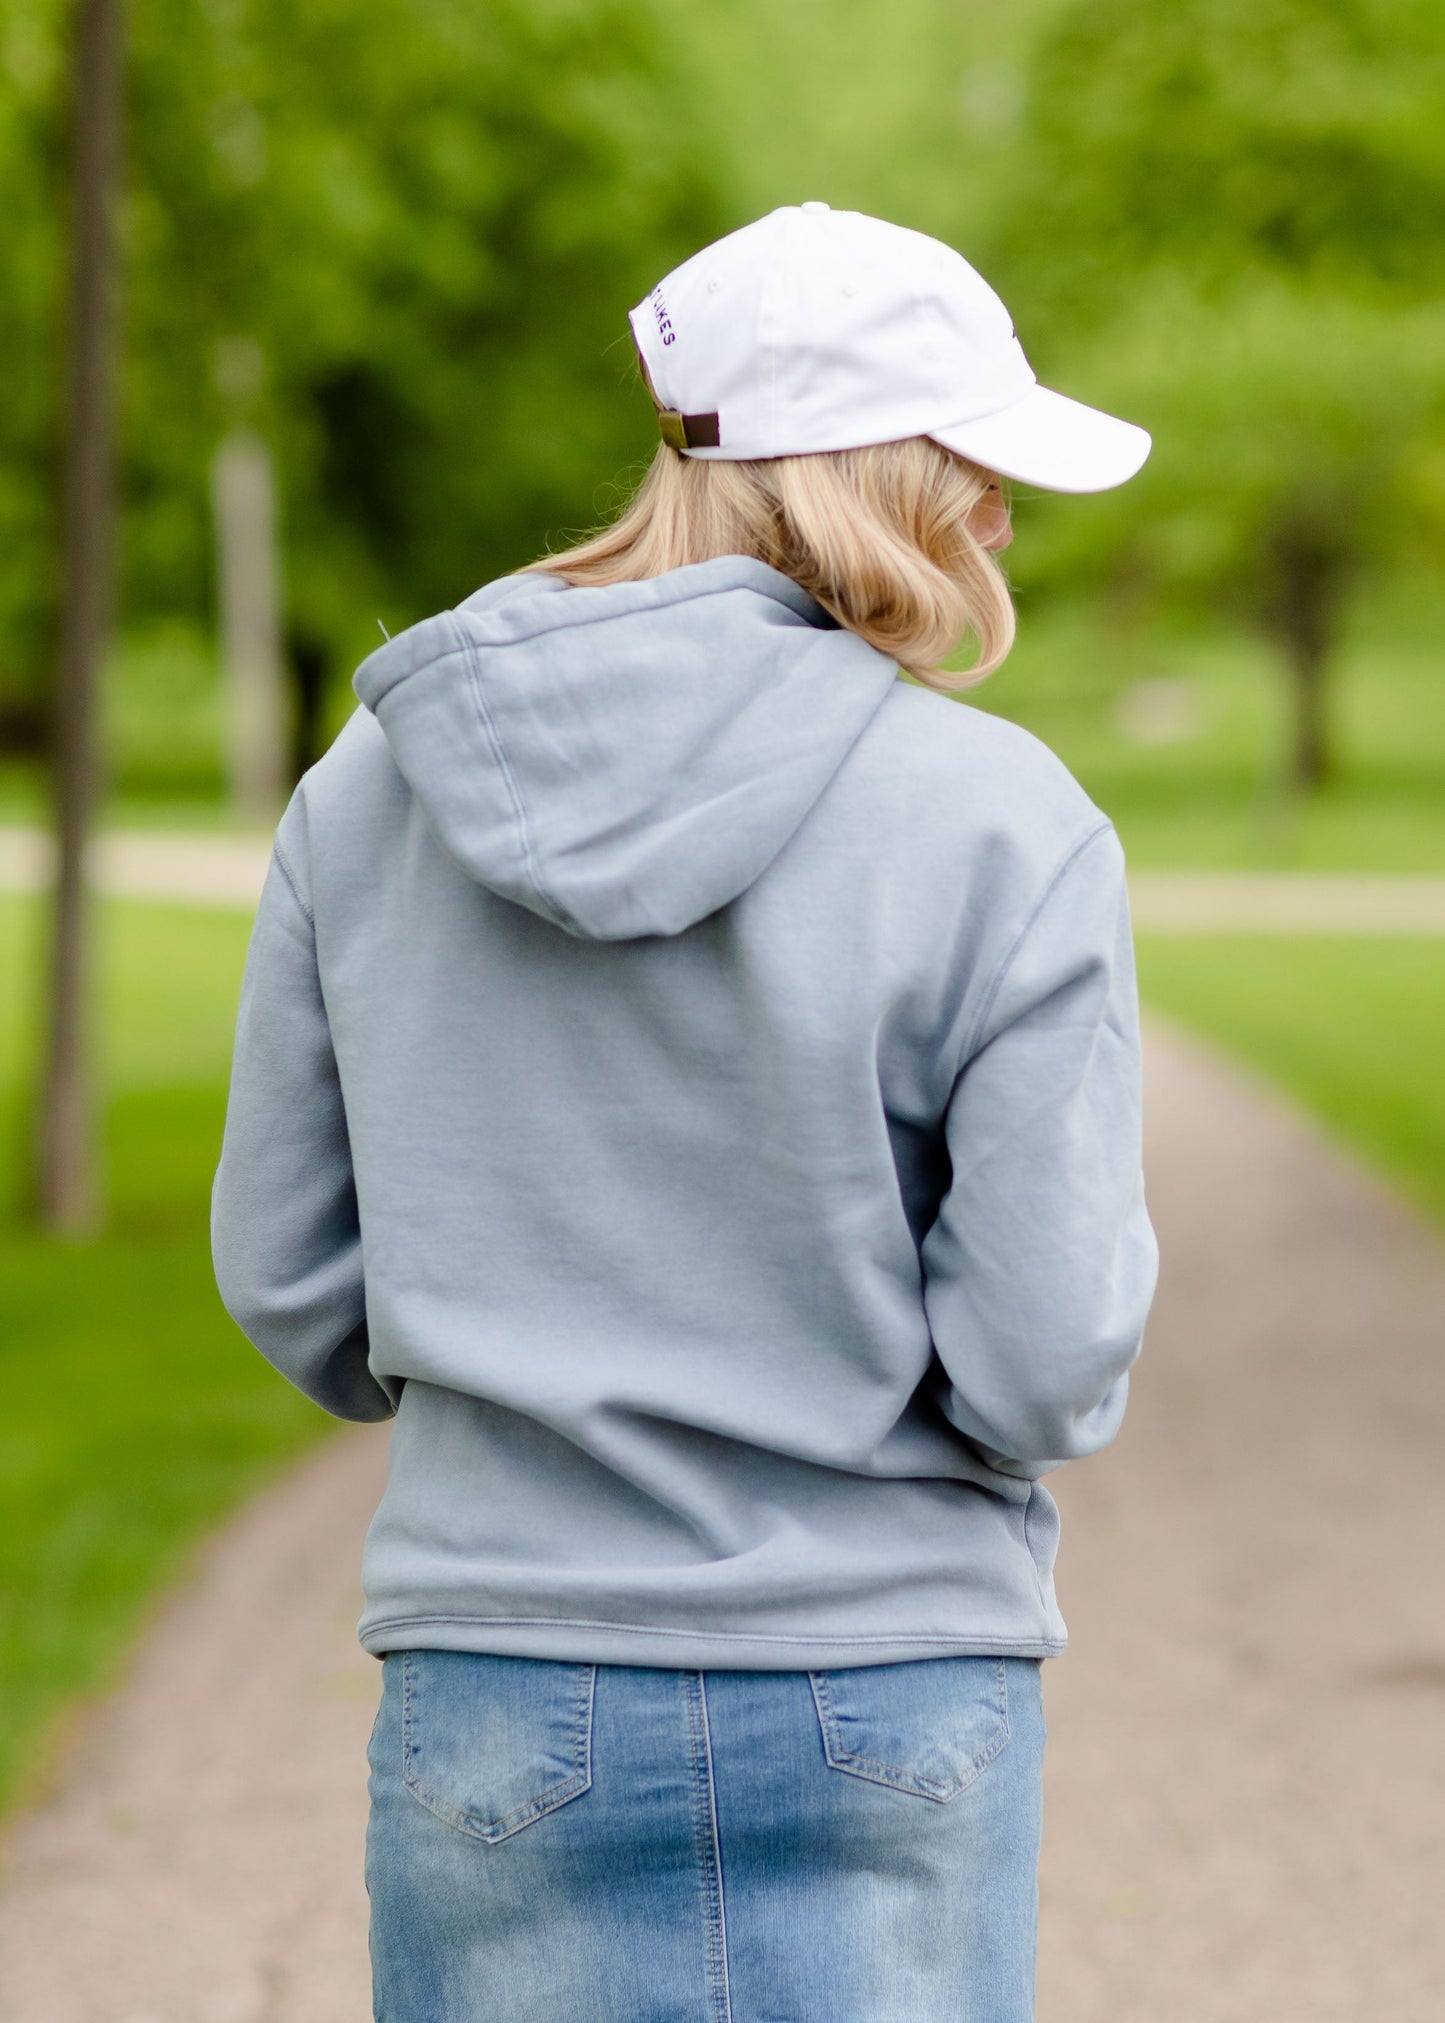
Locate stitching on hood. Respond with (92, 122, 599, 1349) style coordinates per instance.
(444, 609, 583, 936)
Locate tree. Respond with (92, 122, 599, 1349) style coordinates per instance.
(32, 0, 125, 1236)
(120, 0, 731, 682)
(986, 0, 1445, 786)
(0, 0, 731, 783)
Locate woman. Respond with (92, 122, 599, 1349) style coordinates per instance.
(211, 203, 1160, 2021)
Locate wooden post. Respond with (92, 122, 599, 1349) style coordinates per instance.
(33, 0, 125, 1235)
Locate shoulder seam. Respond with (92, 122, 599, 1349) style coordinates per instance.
(957, 818, 1114, 1067)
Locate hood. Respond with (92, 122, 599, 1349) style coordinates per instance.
(352, 555, 901, 940)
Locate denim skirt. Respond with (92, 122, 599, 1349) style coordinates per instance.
(365, 1648, 1045, 2021)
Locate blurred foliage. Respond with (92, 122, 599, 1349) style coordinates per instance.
(1, 0, 731, 733)
(0, 1, 64, 733)
(998, 285, 1445, 728)
(3, 0, 1443, 795)
(984, 0, 1445, 780)
(998, 0, 1445, 310)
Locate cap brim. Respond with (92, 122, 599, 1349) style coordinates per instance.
(929, 383, 1151, 494)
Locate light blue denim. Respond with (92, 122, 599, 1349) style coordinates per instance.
(366, 1647, 1045, 2021)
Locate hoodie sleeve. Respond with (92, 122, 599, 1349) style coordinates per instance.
(210, 808, 397, 1422)
(921, 820, 1159, 1478)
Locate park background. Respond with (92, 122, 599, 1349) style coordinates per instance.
(0, 0, 1442, 1892)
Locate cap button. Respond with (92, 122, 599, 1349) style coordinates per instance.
(800, 201, 830, 214)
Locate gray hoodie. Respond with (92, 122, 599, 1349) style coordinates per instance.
(211, 554, 1159, 1668)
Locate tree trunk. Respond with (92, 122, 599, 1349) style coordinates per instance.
(31, 0, 126, 1236)
(1266, 517, 1349, 794)
(1290, 627, 1330, 793)
(212, 430, 287, 822)
(287, 627, 330, 785)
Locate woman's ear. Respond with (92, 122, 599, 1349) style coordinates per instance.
(969, 474, 1013, 553)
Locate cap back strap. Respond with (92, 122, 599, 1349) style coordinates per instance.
(657, 407, 721, 452)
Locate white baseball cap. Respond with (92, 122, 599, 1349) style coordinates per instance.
(628, 203, 1150, 494)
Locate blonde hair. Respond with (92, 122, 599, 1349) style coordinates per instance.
(521, 424, 1016, 691)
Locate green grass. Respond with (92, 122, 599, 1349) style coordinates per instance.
(1136, 935, 1445, 1229)
(0, 893, 331, 1823)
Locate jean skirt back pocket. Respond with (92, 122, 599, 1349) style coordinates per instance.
(808, 1655, 1012, 1802)
(400, 1648, 596, 1843)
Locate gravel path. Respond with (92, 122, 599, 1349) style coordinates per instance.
(0, 1427, 387, 2023)
(1036, 1018, 1445, 2020)
(5, 823, 1445, 931)
(0, 1014, 1441, 2020)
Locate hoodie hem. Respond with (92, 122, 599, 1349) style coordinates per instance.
(357, 1611, 1067, 1669)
